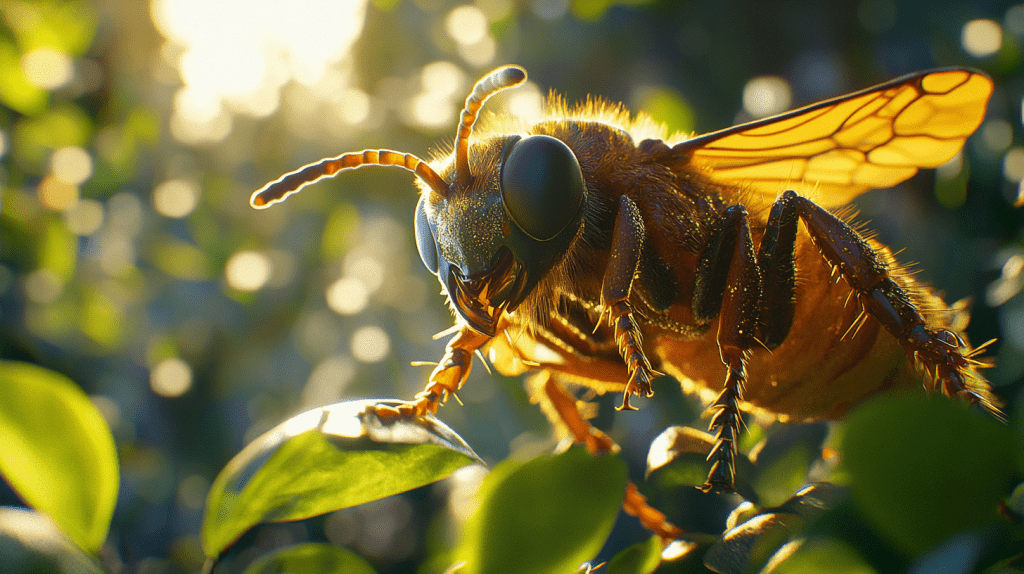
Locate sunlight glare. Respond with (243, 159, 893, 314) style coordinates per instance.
(152, 0, 368, 143)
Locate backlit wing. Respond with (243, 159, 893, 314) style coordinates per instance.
(673, 68, 993, 208)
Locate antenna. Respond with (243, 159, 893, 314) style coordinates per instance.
(250, 149, 449, 208)
(454, 65, 527, 187)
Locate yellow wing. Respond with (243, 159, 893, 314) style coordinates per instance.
(672, 68, 993, 208)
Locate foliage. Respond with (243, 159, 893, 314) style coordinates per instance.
(0, 361, 118, 553)
(0, 0, 1023, 572)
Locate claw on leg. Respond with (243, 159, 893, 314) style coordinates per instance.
(602, 301, 662, 411)
(371, 323, 490, 420)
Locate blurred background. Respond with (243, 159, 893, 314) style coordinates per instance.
(1, 0, 1023, 572)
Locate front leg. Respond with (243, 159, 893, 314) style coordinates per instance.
(601, 195, 663, 411)
(376, 323, 491, 419)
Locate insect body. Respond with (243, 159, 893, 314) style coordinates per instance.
(252, 66, 999, 504)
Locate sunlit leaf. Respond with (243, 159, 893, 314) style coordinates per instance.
(840, 392, 1015, 556)
(636, 87, 695, 136)
(0, 507, 105, 574)
(149, 238, 214, 280)
(0, 39, 46, 115)
(763, 538, 875, 574)
(0, 1, 97, 55)
(703, 511, 801, 574)
(646, 426, 756, 501)
(321, 204, 360, 260)
(655, 535, 718, 574)
(241, 543, 377, 574)
(704, 484, 846, 574)
(457, 446, 627, 574)
(606, 535, 662, 574)
(0, 361, 119, 553)
(40, 217, 76, 281)
(201, 399, 482, 559)
(13, 104, 93, 170)
(749, 423, 828, 508)
(81, 287, 124, 349)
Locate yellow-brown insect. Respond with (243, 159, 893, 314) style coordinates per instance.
(252, 66, 999, 535)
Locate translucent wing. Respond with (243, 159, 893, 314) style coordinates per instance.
(672, 68, 993, 208)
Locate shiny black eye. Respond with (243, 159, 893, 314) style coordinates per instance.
(414, 194, 439, 274)
(500, 135, 585, 241)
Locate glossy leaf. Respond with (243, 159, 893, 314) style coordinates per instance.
(458, 446, 628, 574)
(646, 426, 757, 501)
(704, 511, 802, 574)
(840, 392, 1015, 556)
(202, 399, 482, 559)
(0, 507, 106, 574)
(704, 484, 846, 574)
(762, 538, 876, 574)
(242, 543, 377, 574)
(748, 423, 828, 508)
(0, 361, 119, 553)
(606, 535, 662, 574)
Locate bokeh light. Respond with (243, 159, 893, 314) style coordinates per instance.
(150, 357, 193, 398)
(961, 19, 1003, 58)
(152, 179, 200, 218)
(0, 2, 1020, 573)
(1004, 147, 1024, 183)
(64, 198, 104, 236)
(326, 277, 369, 316)
(350, 325, 390, 363)
(981, 120, 1014, 154)
(225, 250, 273, 291)
(50, 146, 93, 185)
(151, 0, 369, 144)
(742, 76, 792, 118)
(445, 6, 488, 46)
(21, 48, 74, 90)
(37, 176, 79, 211)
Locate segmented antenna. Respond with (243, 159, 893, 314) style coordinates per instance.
(455, 65, 527, 187)
(250, 149, 450, 208)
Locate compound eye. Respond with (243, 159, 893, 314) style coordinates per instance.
(414, 195, 439, 274)
(500, 135, 585, 240)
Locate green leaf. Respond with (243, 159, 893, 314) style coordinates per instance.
(764, 538, 876, 574)
(704, 511, 802, 574)
(0, 507, 106, 574)
(458, 446, 628, 574)
(202, 399, 482, 559)
(241, 543, 377, 574)
(646, 426, 757, 502)
(0, 361, 119, 554)
(840, 392, 1015, 557)
(606, 535, 662, 574)
(749, 423, 828, 508)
